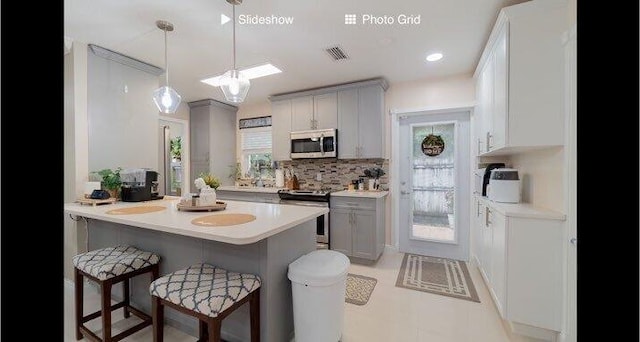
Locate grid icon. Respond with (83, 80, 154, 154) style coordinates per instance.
(344, 14, 357, 25)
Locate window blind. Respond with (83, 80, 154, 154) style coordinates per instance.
(241, 130, 272, 150)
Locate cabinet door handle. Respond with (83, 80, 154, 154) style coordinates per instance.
(486, 132, 493, 150)
(485, 207, 491, 226)
(477, 138, 483, 154)
(476, 201, 481, 217)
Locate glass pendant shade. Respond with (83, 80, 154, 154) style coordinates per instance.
(153, 20, 181, 114)
(153, 86, 181, 113)
(219, 69, 250, 103)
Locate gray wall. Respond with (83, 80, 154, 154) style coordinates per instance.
(88, 50, 160, 172)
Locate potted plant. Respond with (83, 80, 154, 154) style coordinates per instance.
(445, 189, 454, 227)
(228, 162, 242, 186)
(363, 167, 385, 190)
(92, 167, 123, 199)
(198, 172, 220, 190)
(170, 137, 182, 162)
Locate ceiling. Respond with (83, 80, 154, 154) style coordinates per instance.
(64, 0, 527, 106)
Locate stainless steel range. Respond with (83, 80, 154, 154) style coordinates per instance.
(277, 189, 330, 249)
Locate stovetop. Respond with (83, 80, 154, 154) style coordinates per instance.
(278, 189, 331, 202)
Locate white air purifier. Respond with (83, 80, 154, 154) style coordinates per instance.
(488, 168, 521, 203)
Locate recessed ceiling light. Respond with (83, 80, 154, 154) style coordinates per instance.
(426, 53, 443, 62)
(201, 63, 282, 87)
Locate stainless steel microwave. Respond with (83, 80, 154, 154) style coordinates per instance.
(290, 128, 337, 159)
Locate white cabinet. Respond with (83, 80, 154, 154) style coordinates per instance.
(472, 195, 565, 337)
(474, 1, 567, 156)
(337, 84, 385, 159)
(291, 93, 337, 131)
(271, 99, 292, 161)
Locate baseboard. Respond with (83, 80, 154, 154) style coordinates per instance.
(508, 321, 559, 342)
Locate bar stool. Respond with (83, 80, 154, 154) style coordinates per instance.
(73, 245, 161, 341)
(149, 263, 261, 342)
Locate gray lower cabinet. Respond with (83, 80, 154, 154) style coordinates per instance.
(216, 190, 280, 203)
(330, 196, 385, 262)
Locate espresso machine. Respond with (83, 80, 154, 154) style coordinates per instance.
(120, 168, 162, 202)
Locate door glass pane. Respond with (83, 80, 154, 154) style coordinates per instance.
(411, 123, 455, 242)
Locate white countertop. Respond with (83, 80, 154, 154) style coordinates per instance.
(331, 190, 389, 198)
(217, 186, 286, 194)
(477, 195, 565, 220)
(64, 198, 328, 245)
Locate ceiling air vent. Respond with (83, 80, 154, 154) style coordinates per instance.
(325, 46, 349, 61)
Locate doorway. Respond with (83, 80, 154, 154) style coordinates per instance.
(159, 118, 189, 196)
(397, 110, 470, 260)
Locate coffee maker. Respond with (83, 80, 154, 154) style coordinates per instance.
(120, 169, 162, 202)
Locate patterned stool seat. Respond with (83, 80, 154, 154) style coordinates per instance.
(150, 263, 261, 318)
(73, 245, 161, 281)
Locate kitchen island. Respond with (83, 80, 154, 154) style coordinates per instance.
(64, 198, 327, 342)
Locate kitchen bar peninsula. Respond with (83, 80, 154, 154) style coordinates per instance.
(64, 198, 327, 341)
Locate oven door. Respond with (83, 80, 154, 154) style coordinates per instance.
(279, 200, 329, 246)
(290, 129, 337, 159)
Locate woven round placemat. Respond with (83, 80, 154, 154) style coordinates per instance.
(105, 206, 167, 215)
(191, 213, 256, 227)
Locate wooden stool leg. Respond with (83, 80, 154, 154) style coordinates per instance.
(208, 318, 221, 342)
(250, 289, 261, 342)
(123, 278, 130, 318)
(152, 296, 164, 342)
(74, 268, 84, 340)
(199, 320, 208, 340)
(101, 280, 113, 342)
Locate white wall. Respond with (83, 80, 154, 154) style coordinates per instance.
(508, 147, 564, 211)
(64, 42, 90, 280)
(87, 50, 160, 171)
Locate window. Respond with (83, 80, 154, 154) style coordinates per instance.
(240, 127, 273, 178)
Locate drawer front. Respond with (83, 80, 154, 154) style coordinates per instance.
(330, 197, 376, 210)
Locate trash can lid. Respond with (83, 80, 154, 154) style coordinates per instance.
(288, 250, 351, 286)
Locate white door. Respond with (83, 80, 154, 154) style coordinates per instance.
(398, 110, 471, 260)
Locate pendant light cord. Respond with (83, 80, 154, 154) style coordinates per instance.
(232, 4, 236, 70)
(164, 28, 169, 86)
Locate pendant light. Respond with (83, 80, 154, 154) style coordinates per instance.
(153, 20, 182, 114)
(219, 0, 250, 103)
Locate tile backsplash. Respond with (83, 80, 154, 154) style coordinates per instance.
(277, 158, 390, 191)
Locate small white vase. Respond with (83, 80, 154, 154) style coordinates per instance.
(368, 179, 376, 191)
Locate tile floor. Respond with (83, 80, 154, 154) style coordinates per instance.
(64, 249, 538, 342)
(412, 224, 455, 241)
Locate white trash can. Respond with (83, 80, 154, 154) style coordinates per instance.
(288, 250, 350, 342)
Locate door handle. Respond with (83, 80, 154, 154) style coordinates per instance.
(486, 132, 493, 150)
(485, 208, 491, 226)
(476, 201, 481, 217)
(477, 138, 483, 154)
(570, 238, 577, 246)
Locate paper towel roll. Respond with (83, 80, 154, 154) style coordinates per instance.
(84, 181, 102, 196)
(275, 169, 284, 187)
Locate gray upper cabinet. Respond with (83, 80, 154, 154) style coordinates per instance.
(271, 99, 292, 161)
(291, 96, 314, 131)
(337, 84, 385, 159)
(188, 99, 237, 186)
(357, 85, 384, 158)
(291, 93, 337, 131)
(270, 78, 387, 160)
(337, 89, 358, 159)
(313, 92, 338, 129)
